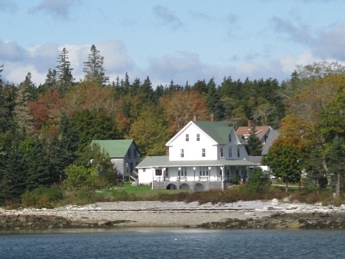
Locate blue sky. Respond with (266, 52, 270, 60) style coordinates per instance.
(1, 0, 345, 87)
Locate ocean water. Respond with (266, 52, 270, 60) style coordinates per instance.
(0, 228, 343, 259)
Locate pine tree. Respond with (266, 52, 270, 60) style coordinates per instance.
(328, 136, 345, 198)
(0, 145, 28, 202)
(26, 138, 51, 190)
(13, 73, 35, 137)
(56, 48, 74, 93)
(247, 125, 262, 156)
(49, 113, 80, 183)
(83, 45, 109, 85)
(206, 78, 224, 120)
(40, 69, 58, 93)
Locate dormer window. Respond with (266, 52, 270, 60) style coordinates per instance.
(186, 134, 189, 141)
(180, 149, 184, 158)
(197, 134, 200, 141)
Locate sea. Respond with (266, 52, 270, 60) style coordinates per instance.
(0, 228, 343, 259)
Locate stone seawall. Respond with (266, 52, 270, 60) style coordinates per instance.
(197, 212, 345, 230)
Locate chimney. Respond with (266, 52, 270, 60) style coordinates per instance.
(248, 120, 253, 129)
(193, 113, 198, 121)
(210, 114, 215, 122)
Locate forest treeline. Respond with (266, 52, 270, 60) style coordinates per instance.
(1, 45, 345, 204)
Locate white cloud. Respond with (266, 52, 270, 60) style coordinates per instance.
(0, 40, 136, 85)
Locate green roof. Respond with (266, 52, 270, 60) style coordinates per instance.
(137, 156, 256, 168)
(91, 139, 135, 158)
(193, 121, 232, 144)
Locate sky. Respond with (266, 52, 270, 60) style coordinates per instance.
(1, 0, 345, 87)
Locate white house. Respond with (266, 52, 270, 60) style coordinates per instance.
(136, 120, 256, 191)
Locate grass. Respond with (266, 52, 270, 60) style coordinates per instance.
(95, 182, 193, 202)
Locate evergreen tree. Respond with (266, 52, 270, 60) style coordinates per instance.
(0, 144, 28, 202)
(13, 73, 35, 137)
(83, 45, 109, 85)
(49, 113, 80, 182)
(40, 69, 58, 93)
(328, 136, 345, 197)
(71, 110, 118, 150)
(306, 146, 326, 190)
(206, 78, 224, 120)
(192, 80, 208, 95)
(26, 138, 51, 191)
(139, 76, 155, 103)
(247, 125, 262, 156)
(56, 48, 74, 93)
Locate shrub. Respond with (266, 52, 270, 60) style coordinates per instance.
(22, 186, 63, 208)
(243, 168, 271, 193)
(230, 176, 239, 185)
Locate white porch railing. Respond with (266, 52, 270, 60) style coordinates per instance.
(153, 176, 223, 182)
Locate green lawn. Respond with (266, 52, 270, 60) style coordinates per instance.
(97, 182, 192, 198)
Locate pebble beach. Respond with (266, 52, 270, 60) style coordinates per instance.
(2, 200, 345, 229)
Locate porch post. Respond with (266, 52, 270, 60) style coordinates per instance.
(220, 166, 224, 190)
(208, 167, 211, 181)
(193, 167, 196, 181)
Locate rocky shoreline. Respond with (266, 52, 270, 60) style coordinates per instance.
(1, 200, 345, 230)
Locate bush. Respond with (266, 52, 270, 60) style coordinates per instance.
(22, 186, 63, 208)
(243, 168, 271, 193)
(230, 176, 239, 185)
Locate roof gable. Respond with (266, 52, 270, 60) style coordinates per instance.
(236, 125, 272, 141)
(193, 121, 233, 144)
(166, 120, 233, 146)
(91, 139, 138, 158)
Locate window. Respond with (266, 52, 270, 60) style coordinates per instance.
(143, 168, 146, 172)
(134, 149, 137, 158)
(229, 147, 232, 157)
(155, 169, 162, 176)
(128, 149, 131, 158)
(220, 148, 223, 158)
(237, 147, 240, 157)
(200, 166, 209, 176)
(197, 134, 200, 141)
(202, 148, 206, 157)
(165, 168, 169, 177)
(180, 149, 184, 158)
(229, 134, 231, 142)
(186, 134, 189, 141)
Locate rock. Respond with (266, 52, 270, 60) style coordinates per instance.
(283, 195, 293, 202)
(286, 206, 298, 210)
(271, 198, 279, 205)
